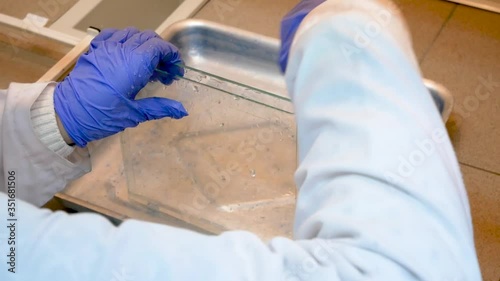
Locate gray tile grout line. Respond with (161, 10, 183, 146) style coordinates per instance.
(417, 4, 500, 179)
(412, 3, 500, 178)
(459, 161, 500, 176)
(418, 3, 458, 64)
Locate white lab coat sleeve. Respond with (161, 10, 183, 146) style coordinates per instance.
(0, 1, 482, 281)
(0, 83, 91, 207)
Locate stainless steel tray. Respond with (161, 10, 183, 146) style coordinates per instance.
(57, 20, 453, 240)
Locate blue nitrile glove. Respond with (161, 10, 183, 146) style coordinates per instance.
(54, 28, 188, 147)
(280, 0, 326, 72)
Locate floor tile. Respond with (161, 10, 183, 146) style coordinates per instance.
(393, 0, 456, 60)
(462, 165, 500, 281)
(195, 0, 305, 38)
(420, 5, 500, 173)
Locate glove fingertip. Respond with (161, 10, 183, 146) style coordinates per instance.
(163, 99, 188, 119)
(137, 98, 188, 120)
(169, 101, 189, 119)
(158, 75, 175, 86)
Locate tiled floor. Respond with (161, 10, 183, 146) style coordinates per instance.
(421, 5, 500, 173)
(463, 166, 500, 280)
(0, 0, 499, 280)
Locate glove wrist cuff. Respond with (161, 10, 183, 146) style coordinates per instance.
(31, 84, 75, 158)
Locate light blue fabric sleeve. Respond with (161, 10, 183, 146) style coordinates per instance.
(0, 0, 481, 280)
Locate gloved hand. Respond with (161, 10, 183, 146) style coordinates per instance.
(279, 0, 325, 72)
(54, 28, 188, 147)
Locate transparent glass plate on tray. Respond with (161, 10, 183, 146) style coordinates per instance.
(120, 69, 297, 239)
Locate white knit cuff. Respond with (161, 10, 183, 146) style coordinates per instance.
(31, 84, 75, 158)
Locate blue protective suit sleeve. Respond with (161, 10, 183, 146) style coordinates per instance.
(0, 0, 481, 280)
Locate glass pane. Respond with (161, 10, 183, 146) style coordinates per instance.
(120, 72, 297, 239)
